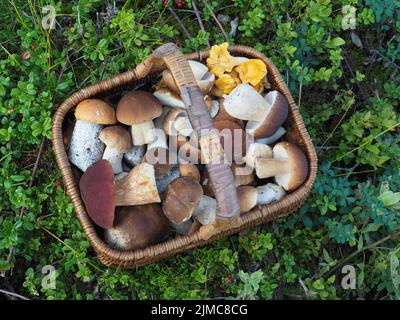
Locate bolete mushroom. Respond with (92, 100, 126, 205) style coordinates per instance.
(244, 143, 273, 170)
(117, 90, 162, 146)
(99, 126, 131, 174)
(153, 87, 185, 109)
(246, 90, 289, 138)
(104, 204, 170, 250)
(255, 126, 287, 145)
(162, 176, 203, 224)
(69, 99, 116, 171)
(255, 142, 308, 191)
(232, 162, 254, 186)
(115, 163, 161, 206)
(123, 144, 147, 168)
(237, 183, 286, 214)
(192, 195, 217, 225)
(179, 163, 200, 182)
(79, 160, 115, 228)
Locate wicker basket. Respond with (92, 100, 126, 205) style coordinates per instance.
(52, 44, 318, 268)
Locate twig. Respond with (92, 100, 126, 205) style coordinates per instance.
(0, 289, 30, 300)
(168, 7, 192, 41)
(192, 0, 210, 48)
(201, 0, 229, 42)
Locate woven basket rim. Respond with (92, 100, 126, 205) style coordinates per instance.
(52, 45, 318, 268)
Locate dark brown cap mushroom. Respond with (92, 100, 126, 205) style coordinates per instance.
(162, 176, 203, 224)
(79, 160, 115, 228)
(117, 90, 162, 145)
(104, 204, 170, 250)
(99, 126, 132, 174)
(255, 142, 308, 191)
(179, 163, 200, 182)
(246, 90, 289, 138)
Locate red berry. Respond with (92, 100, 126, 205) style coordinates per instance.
(227, 274, 233, 284)
(174, 39, 181, 47)
(22, 51, 31, 60)
(175, 0, 185, 7)
(162, 0, 169, 5)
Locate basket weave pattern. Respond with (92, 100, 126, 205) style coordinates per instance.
(52, 45, 318, 268)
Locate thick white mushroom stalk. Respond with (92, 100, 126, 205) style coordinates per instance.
(102, 146, 124, 174)
(131, 120, 156, 146)
(68, 120, 105, 172)
(256, 184, 286, 205)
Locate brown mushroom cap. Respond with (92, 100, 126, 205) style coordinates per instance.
(79, 160, 115, 228)
(179, 163, 201, 182)
(232, 162, 254, 186)
(237, 186, 257, 214)
(75, 99, 116, 124)
(162, 176, 203, 224)
(246, 91, 289, 138)
(99, 125, 132, 152)
(117, 90, 162, 125)
(104, 204, 170, 250)
(273, 142, 308, 191)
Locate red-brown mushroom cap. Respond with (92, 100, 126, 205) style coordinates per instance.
(75, 99, 116, 124)
(79, 160, 115, 228)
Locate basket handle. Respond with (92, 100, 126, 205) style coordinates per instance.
(151, 43, 241, 239)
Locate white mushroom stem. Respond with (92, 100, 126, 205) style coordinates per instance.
(174, 116, 193, 137)
(224, 84, 271, 121)
(192, 195, 216, 225)
(255, 127, 287, 145)
(102, 146, 124, 174)
(131, 121, 156, 146)
(256, 183, 286, 205)
(68, 120, 105, 172)
(147, 128, 168, 150)
(244, 143, 273, 170)
(255, 158, 290, 179)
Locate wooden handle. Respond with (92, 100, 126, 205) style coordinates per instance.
(153, 43, 241, 226)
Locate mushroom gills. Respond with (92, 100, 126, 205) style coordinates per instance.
(68, 120, 105, 172)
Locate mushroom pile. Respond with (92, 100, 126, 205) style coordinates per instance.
(65, 43, 309, 251)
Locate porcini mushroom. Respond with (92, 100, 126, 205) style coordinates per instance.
(223, 84, 270, 121)
(232, 162, 254, 186)
(117, 90, 162, 146)
(255, 126, 287, 145)
(69, 99, 116, 171)
(115, 163, 161, 206)
(153, 87, 185, 109)
(99, 126, 131, 174)
(237, 183, 286, 214)
(179, 163, 200, 182)
(244, 143, 273, 170)
(104, 204, 170, 250)
(192, 195, 217, 225)
(246, 90, 289, 138)
(255, 142, 308, 191)
(79, 160, 115, 228)
(162, 176, 203, 224)
(123, 144, 147, 168)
